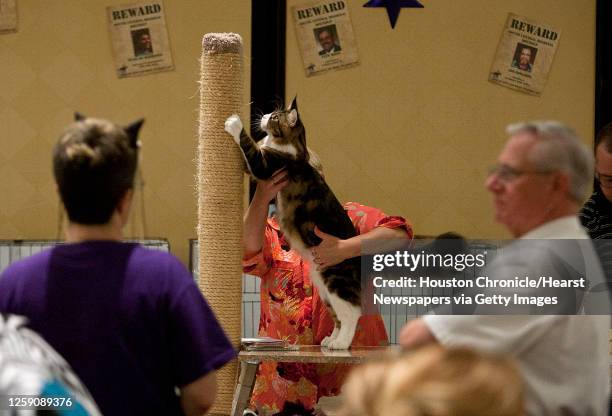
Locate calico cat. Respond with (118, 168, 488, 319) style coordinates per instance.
(224, 97, 361, 350)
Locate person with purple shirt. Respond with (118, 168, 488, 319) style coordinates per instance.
(0, 114, 236, 416)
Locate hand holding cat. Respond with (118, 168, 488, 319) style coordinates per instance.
(311, 227, 349, 270)
(253, 169, 289, 204)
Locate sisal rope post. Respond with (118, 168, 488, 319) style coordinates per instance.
(197, 32, 244, 415)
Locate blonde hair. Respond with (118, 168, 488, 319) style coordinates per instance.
(339, 346, 524, 416)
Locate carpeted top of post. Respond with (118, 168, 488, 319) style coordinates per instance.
(202, 33, 243, 54)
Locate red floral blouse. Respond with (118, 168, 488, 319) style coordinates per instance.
(242, 202, 412, 414)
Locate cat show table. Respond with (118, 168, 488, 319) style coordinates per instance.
(231, 345, 396, 416)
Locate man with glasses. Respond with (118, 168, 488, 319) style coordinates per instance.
(317, 27, 341, 56)
(580, 122, 612, 239)
(399, 121, 609, 415)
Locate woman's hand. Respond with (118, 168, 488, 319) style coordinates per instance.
(243, 169, 289, 259)
(253, 169, 289, 204)
(311, 227, 349, 270)
(311, 224, 410, 271)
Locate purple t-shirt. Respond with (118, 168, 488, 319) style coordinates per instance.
(0, 241, 236, 416)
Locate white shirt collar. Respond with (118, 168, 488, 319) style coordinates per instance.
(520, 215, 585, 239)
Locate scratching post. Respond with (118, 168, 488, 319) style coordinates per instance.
(197, 33, 244, 415)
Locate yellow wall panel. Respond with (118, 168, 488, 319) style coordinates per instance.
(0, 0, 252, 264)
(286, 0, 595, 239)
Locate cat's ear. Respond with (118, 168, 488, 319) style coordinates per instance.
(124, 118, 145, 148)
(288, 96, 299, 127)
(74, 112, 86, 121)
(288, 109, 298, 127)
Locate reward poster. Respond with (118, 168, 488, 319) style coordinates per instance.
(0, 0, 17, 33)
(292, 0, 359, 77)
(107, 1, 174, 78)
(489, 13, 561, 96)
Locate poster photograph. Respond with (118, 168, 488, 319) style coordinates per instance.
(489, 13, 561, 96)
(107, 1, 174, 78)
(0, 0, 18, 33)
(292, 0, 359, 77)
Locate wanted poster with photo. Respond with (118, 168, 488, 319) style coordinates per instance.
(0, 0, 18, 33)
(292, 0, 359, 77)
(107, 1, 174, 78)
(489, 13, 561, 96)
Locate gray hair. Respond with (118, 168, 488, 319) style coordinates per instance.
(506, 121, 593, 203)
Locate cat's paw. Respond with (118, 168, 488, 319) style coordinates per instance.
(224, 114, 243, 144)
(325, 337, 351, 350)
(320, 336, 333, 347)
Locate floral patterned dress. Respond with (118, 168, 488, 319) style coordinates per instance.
(242, 202, 412, 414)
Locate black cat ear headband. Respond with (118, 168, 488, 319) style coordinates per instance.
(74, 112, 144, 150)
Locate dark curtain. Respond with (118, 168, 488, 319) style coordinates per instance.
(249, 0, 286, 200)
(596, 0, 612, 136)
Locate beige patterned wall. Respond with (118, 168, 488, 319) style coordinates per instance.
(0, 0, 251, 265)
(0, 0, 597, 262)
(286, 0, 595, 239)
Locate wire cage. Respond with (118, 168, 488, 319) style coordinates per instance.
(189, 238, 500, 344)
(0, 238, 170, 274)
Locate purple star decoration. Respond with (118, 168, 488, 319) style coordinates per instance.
(363, 0, 424, 29)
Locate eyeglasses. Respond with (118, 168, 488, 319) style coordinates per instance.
(487, 164, 553, 182)
(595, 172, 612, 188)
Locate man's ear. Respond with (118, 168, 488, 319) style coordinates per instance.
(552, 172, 570, 195)
(116, 188, 134, 227)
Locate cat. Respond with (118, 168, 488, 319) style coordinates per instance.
(224, 97, 361, 350)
